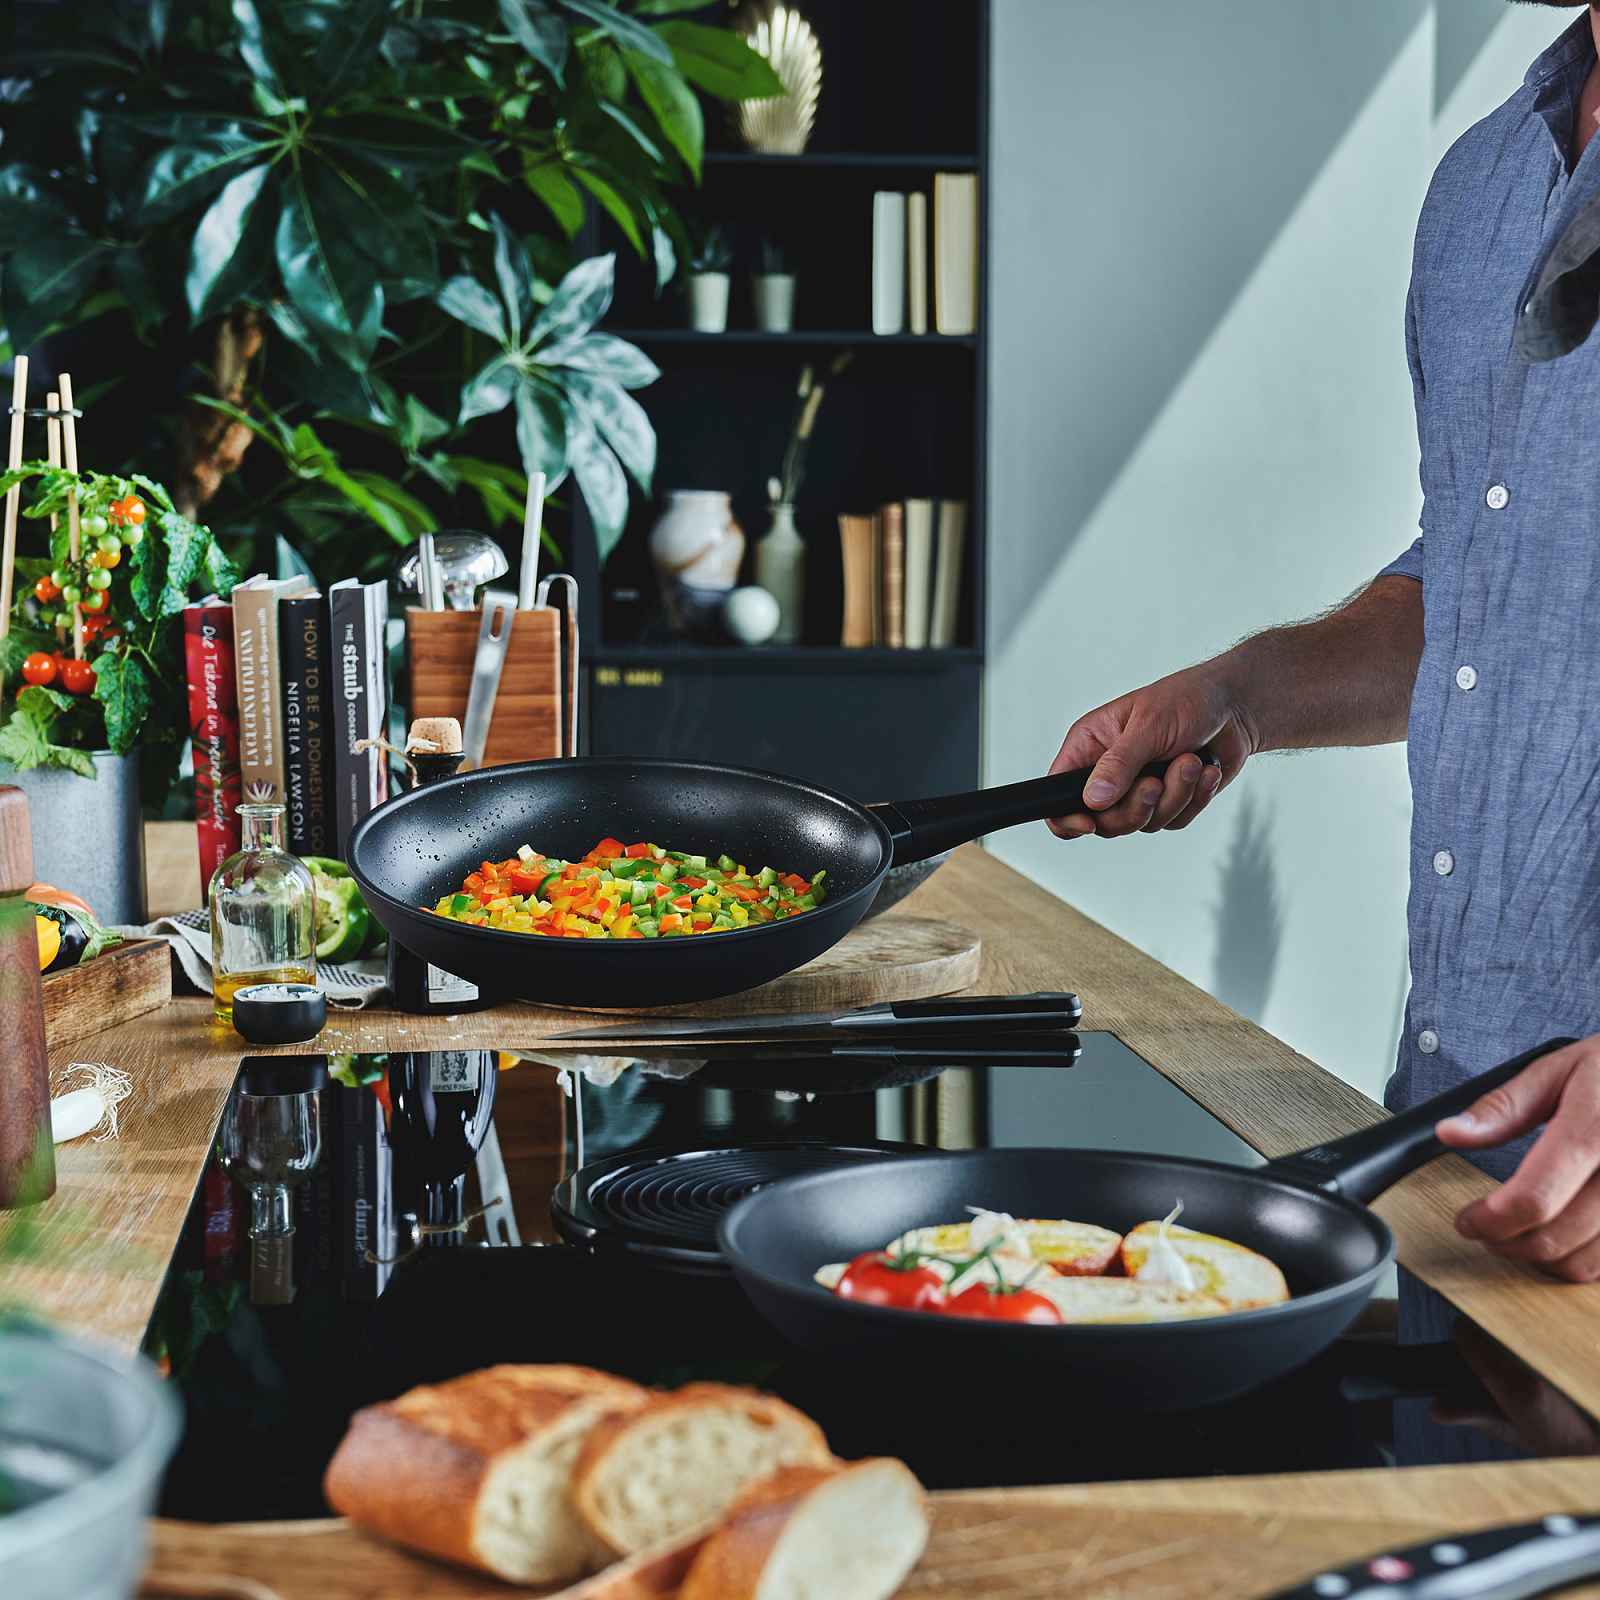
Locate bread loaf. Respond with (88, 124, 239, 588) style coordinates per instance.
(572, 1382, 833, 1558)
(323, 1363, 648, 1583)
(679, 1458, 929, 1600)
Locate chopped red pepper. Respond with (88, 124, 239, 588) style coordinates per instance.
(680, 875, 708, 890)
(592, 837, 626, 860)
(508, 868, 542, 896)
(624, 841, 651, 858)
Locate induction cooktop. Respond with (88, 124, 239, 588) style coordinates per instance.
(146, 1033, 1598, 1522)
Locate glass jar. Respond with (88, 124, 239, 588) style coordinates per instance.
(209, 803, 316, 1024)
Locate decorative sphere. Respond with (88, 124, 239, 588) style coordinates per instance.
(723, 585, 781, 645)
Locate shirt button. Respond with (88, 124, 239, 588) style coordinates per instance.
(1485, 483, 1510, 510)
(1433, 850, 1455, 876)
(1455, 664, 1478, 691)
(1418, 1028, 1440, 1054)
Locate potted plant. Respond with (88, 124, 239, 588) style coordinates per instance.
(0, 465, 235, 923)
(687, 224, 735, 332)
(752, 236, 797, 332)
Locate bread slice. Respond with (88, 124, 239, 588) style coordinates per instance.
(572, 1383, 834, 1558)
(891, 1217, 1122, 1276)
(679, 1459, 929, 1600)
(1035, 1276, 1231, 1323)
(1119, 1221, 1290, 1308)
(323, 1364, 648, 1583)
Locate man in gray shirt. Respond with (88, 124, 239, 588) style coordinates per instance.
(1051, 3, 1600, 1288)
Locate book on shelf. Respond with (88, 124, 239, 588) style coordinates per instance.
(328, 576, 390, 858)
(280, 592, 334, 857)
(880, 501, 906, 649)
(233, 574, 310, 807)
(903, 499, 935, 649)
(930, 499, 969, 648)
(934, 172, 980, 336)
(871, 191, 907, 335)
(838, 513, 877, 648)
(183, 596, 241, 893)
(907, 192, 929, 336)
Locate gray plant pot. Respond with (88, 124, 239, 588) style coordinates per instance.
(0, 751, 147, 924)
(0, 1326, 181, 1600)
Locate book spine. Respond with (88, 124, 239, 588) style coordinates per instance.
(932, 500, 969, 649)
(329, 584, 364, 858)
(871, 191, 907, 336)
(234, 588, 289, 805)
(361, 582, 390, 817)
(280, 596, 333, 855)
(933, 174, 979, 337)
(907, 192, 929, 337)
(838, 515, 875, 648)
(881, 502, 906, 649)
(183, 604, 241, 893)
(903, 499, 934, 650)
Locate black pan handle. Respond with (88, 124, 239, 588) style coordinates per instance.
(868, 762, 1176, 865)
(1266, 1038, 1575, 1204)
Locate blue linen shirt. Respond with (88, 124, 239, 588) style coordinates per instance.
(1382, 16, 1600, 1176)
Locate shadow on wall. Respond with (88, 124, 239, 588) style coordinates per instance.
(1211, 792, 1283, 1022)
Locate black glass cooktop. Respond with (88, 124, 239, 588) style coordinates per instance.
(146, 1033, 1598, 1521)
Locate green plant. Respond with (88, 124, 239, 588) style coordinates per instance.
(688, 221, 734, 274)
(0, 1, 783, 575)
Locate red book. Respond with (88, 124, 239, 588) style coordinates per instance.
(185, 599, 242, 897)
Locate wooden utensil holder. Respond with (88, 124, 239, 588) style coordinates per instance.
(407, 605, 573, 766)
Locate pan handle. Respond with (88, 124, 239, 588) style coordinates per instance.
(868, 762, 1176, 865)
(1266, 1038, 1576, 1204)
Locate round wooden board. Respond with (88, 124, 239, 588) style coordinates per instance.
(547, 915, 981, 1016)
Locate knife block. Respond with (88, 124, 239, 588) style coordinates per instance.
(407, 595, 578, 766)
(0, 786, 55, 1208)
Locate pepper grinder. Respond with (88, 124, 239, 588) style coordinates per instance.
(0, 786, 56, 1208)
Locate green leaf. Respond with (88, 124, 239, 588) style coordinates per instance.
(527, 251, 615, 350)
(543, 331, 659, 388)
(654, 20, 786, 99)
(276, 167, 384, 368)
(0, 704, 51, 771)
(491, 213, 536, 345)
(186, 162, 273, 321)
(524, 161, 586, 240)
(597, 101, 664, 164)
(564, 400, 630, 560)
(319, 462, 412, 543)
(632, 0, 717, 12)
(127, 520, 163, 620)
(398, 395, 451, 451)
(561, 369, 654, 492)
(334, 111, 482, 172)
(452, 456, 531, 530)
(2, 236, 107, 352)
(137, 130, 281, 223)
(16, 684, 77, 718)
(346, 471, 437, 535)
(156, 512, 210, 616)
(572, 167, 645, 257)
(624, 50, 703, 178)
(0, 167, 69, 252)
(311, 0, 396, 104)
(499, 0, 568, 84)
(94, 652, 152, 756)
(49, 744, 99, 779)
(460, 357, 518, 424)
(0, 625, 54, 678)
(436, 275, 507, 341)
(558, 0, 671, 66)
(232, 0, 285, 94)
(112, 248, 165, 338)
(317, 157, 437, 284)
(514, 379, 570, 487)
(652, 222, 677, 292)
(130, 475, 177, 515)
(203, 537, 239, 595)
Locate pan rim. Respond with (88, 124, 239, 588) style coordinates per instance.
(347, 755, 896, 956)
(717, 1147, 1397, 1339)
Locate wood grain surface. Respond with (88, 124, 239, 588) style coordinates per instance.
(43, 936, 171, 1051)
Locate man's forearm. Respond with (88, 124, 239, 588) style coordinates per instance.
(1219, 575, 1423, 752)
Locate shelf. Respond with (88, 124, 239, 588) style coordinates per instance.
(594, 646, 983, 668)
(703, 151, 979, 170)
(606, 328, 977, 347)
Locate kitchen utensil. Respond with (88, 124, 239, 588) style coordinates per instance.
(518, 471, 546, 610)
(550, 992, 1082, 1044)
(1267, 1515, 1600, 1600)
(717, 1039, 1573, 1411)
(395, 533, 508, 611)
(536, 572, 580, 756)
(459, 590, 517, 772)
(348, 757, 1170, 1008)
(417, 533, 445, 611)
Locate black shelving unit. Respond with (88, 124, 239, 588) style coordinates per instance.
(572, 0, 989, 804)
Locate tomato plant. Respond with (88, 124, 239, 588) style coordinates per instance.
(20, 652, 56, 687)
(58, 658, 96, 696)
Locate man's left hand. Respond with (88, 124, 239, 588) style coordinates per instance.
(1435, 1038, 1600, 1283)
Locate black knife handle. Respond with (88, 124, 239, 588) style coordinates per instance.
(1266, 1516, 1600, 1600)
(837, 993, 1082, 1031)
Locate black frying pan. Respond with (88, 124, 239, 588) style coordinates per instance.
(347, 757, 1153, 1008)
(716, 1042, 1570, 1410)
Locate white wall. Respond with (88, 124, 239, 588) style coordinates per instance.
(985, 3, 1568, 1100)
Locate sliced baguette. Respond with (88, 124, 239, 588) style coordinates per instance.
(572, 1383, 834, 1558)
(1119, 1221, 1290, 1308)
(323, 1363, 648, 1583)
(1035, 1276, 1231, 1323)
(679, 1459, 929, 1600)
(891, 1217, 1122, 1276)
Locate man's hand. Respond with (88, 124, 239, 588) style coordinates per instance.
(1436, 1039, 1600, 1283)
(1047, 664, 1258, 838)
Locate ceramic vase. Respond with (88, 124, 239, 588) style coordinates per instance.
(752, 274, 797, 332)
(687, 273, 731, 333)
(753, 502, 804, 644)
(649, 491, 746, 636)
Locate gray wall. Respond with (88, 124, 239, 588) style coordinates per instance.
(985, 4, 1566, 1099)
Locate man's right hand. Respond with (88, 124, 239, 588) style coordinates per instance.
(1047, 663, 1259, 839)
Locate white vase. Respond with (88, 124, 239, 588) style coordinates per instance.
(687, 272, 731, 333)
(649, 490, 745, 594)
(753, 501, 805, 644)
(752, 274, 797, 332)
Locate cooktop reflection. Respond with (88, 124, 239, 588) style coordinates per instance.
(147, 1034, 1599, 1522)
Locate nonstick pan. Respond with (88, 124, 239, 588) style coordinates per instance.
(716, 1041, 1571, 1410)
(347, 756, 1156, 1008)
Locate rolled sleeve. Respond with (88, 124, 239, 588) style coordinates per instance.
(1378, 536, 1424, 584)
(1379, 267, 1427, 587)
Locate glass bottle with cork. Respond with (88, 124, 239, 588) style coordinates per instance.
(210, 801, 316, 1023)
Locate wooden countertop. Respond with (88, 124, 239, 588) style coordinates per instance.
(13, 821, 1600, 1599)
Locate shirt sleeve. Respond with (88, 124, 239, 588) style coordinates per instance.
(1378, 269, 1427, 585)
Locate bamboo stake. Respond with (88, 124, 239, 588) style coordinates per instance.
(46, 394, 64, 646)
(56, 372, 83, 661)
(0, 354, 28, 695)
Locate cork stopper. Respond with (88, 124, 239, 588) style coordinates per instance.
(407, 717, 463, 756)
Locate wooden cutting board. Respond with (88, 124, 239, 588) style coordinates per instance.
(551, 915, 981, 1017)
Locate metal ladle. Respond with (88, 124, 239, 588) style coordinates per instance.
(395, 532, 509, 610)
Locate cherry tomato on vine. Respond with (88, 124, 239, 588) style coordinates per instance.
(942, 1283, 1062, 1325)
(834, 1252, 948, 1312)
(20, 651, 57, 687)
(59, 658, 96, 696)
(59, 584, 81, 606)
(80, 513, 108, 539)
(94, 548, 121, 569)
(49, 568, 69, 590)
(123, 497, 145, 525)
(86, 568, 112, 592)
(96, 531, 121, 555)
(80, 588, 108, 613)
(34, 575, 60, 603)
(120, 523, 144, 549)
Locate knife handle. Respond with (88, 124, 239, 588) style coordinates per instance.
(837, 993, 1082, 1031)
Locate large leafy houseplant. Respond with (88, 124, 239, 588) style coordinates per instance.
(0, 1, 782, 579)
